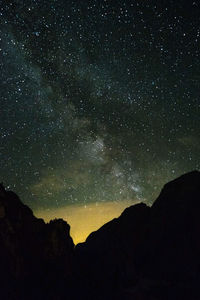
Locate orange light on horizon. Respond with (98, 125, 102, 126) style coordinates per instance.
(34, 200, 139, 244)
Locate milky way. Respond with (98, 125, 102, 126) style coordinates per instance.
(0, 0, 199, 215)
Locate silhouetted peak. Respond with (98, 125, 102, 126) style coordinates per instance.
(136, 170, 200, 291)
(120, 202, 149, 218)
(46, 219, 74, 258)
(0, 186, 74, 299)
(152, 170, 200, 212)
(162, 170, 200, 192)
(1, 171, 200, 299)
(48, 218, 71, 233)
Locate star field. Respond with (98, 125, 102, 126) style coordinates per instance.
(0, 0, 199, 213)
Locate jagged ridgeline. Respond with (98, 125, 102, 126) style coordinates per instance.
(0, 171, 200, 300)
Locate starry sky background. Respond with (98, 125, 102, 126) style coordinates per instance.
(1, 0, 200, 213)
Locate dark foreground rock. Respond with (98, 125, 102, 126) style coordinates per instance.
(74, 171, 200, 300)
(0, 171, 200, 300)
(74, 202, 150, 299)
(135, 170, 200, 300)
(0, 184, 74, 300)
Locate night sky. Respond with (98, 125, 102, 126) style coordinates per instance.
(1, 0, 200, 241)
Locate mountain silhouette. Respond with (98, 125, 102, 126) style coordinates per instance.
(0, 183, 74, 299)
(0, 171, 200, 299)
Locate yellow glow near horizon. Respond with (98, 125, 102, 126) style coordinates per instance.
(34, 200, 139, 244)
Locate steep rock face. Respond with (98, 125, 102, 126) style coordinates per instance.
(0, 184, 74, 299)
(135, 171, 200, 299)
(1, 171, 200, 300)
(75, 203, 150, 299)
(75, 171, 200, 300)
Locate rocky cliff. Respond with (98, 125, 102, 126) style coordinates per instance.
(0, 184, 74, 299)
(75, 171, 200, 299)
(0, 171, 200, 300)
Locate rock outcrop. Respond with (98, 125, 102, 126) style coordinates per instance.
(0, 183, 74, 299)
(74, 202, 150, 299)
(0, 171, 200, 299)
(135, 170, 200, 300)
(75, 171, 200, 299)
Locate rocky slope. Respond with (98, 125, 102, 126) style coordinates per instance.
(0, 170, 200, 299)
(74, 171, 200, 299)
(0, 184, 74, 299)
